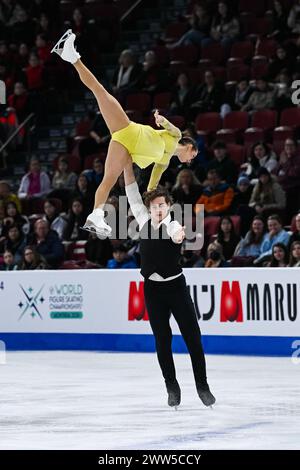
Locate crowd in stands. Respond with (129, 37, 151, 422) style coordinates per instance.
(1, 0, 300, 270)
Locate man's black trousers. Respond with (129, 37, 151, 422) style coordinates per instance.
(144, 274, 207, 386)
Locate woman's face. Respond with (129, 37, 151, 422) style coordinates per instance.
(4, 251, 14, 265)
(6, 204, 17, 217)
(284, 139, 296, 157)
(273, 246, 285, 261)
(218, 2, 227, 16)
(24, 249, 34, 263)
(44, 202, 55, 217)
(268, 219, 281, 236)
(177, 73, 188, 87)
(295, 214, 300, 232)
(179, 171, 192, 186)
(58, 160, 68, 172)
(292, 243, 300, 260)
(252, 219, 264, 234)
(78, 175, 87, 190)
(8, 226, 20, 241)
(259, 174, 270, 185)
(221, 219, 232, 233)
(72, 200, 83, 215)
(276, 48, 286, 60)
(254, 145, 266, 159)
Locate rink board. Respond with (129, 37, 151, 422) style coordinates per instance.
(0, 268, 299, 356)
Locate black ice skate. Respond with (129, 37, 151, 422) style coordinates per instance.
(196, 383, 216, 407)
(166, 379, 181, 409)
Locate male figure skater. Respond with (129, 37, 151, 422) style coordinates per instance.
(124, 161, 215, 408)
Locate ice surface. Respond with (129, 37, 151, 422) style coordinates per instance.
(0, 352, 299, 450)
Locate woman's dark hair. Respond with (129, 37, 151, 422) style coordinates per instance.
(143, 186, 173, 209)
(269, 242, 288, 266)
(21, 245, 44, 269)
(217, 216, 235, 243)
(246, 215, 266, 246)
(214, 1, 234, 23)
(69, 197, 84, 212)
(5, 200, 19, 216)
(8, 223, 21, 235)
(289, 241, 300, 266)
(178, 136, 198, 151)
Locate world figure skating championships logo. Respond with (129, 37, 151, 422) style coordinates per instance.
(18, 284, 45, 320)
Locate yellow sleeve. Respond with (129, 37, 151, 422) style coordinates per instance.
(147, 163, 169, 191)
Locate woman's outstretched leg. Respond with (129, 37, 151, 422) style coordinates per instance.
(52, 30, 130, 134)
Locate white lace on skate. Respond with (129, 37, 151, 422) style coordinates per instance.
(51, 29, 80, 63)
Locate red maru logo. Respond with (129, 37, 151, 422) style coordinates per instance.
(220, 281, 243, 322)
(128, 282, 149, 321)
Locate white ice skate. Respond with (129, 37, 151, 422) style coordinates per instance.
(51, 29, 81, 64)
(82, 208, 112, 239)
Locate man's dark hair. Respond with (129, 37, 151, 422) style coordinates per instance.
(178, 136, 198, 150)
(143, 186, 173, 209)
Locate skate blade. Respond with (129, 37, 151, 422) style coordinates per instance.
(51, 29, 73, 54)
(80, 225, 111, 240)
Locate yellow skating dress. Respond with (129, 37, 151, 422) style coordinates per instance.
(111, 121, 181, 169)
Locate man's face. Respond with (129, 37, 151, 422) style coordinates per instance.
(113, 250, 126, 263)
(207, 172, 220, 188)
(35, 221, 49, 239)
(8, 227, 19, 241)
(214, 147, 226, 161)
(149, 196, 170, 224)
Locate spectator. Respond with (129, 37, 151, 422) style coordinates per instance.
(233, 215, 266, 265)
(254, 214, 290, 265)
(0, 180, 21, 211)
(195, 169, 234, 216)
(0, 0, 20, 26)
(170, 73, 195, 119)
(266, 242, 289, 267)
(288, 212, 300, 248)
(111, 49, 141, 96)
(173, 2, 211, 47)
(241, 142, 278, 183)
(0, 224, 27, 263)
(63, 198, 88, 242)
(35, 33, 52, 64)
(10, 7, 36, 46)
(180, 245, 205, 267)
(172, 169, 202, 208)
(18, 158, 51, 199)
(249, 167, 286, 216)
(206, 1, 239, 50)
(83, 157, 104, 191)
(222, 78, 254, 115)
(136, 50, 166, 94)
(205, 241, 229, 267)
(25, 53, 44, 91)
(273, 138, 300, 218)
(289, 241, 300, 267)
(287, 0, 300, 34)
(107, 244, 138, 269)
(35, 13, 55, 40)
(3, 201, 30, 235)
(42, 199, 66, 240)
(14, 42, 30, 71)
(241, 78, 277, 112)
(50, 156, 77, 205)
(19, 245, 49, 271)
(71, 172, 94, 214)
(79, 111, 110, 160)
(206, 140, 238, 184)
(19, 245, 48, 270)
(216, 216, 240, 261)
(268, 46, 294, 80)
(85, 232, 113, 267)
(7, 82, 30, 122)
(191, 70, 225, 116)
(0, 249, 18, 271)
(268, 0, 289, 41)
(232, 175, 253, 211)
(28, 219, 64, 268)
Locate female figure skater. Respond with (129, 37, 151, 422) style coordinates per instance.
(51, 30, 198, 237)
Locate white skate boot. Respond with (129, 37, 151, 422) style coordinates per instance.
(51, 29, 81, 64)
(82, 208, 112, 239)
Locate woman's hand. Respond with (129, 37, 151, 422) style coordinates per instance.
(154, 109, 165, 128)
